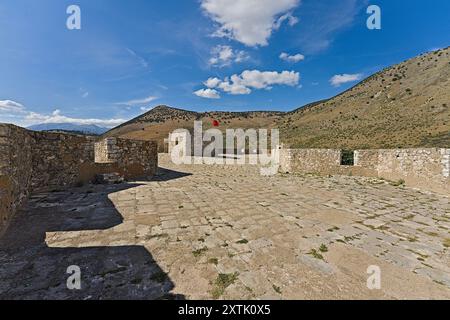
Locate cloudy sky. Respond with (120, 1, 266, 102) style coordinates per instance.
(0, 0, 449, 127)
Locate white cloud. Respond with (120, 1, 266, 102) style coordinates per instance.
(0, 100, 127, 128)
(201, 0, 300, 46)
(25, 109, 126, 128)
(194, 88, 221, 99)
(0, 100, 26, 113)
(280, 52, 305, 63)
(126, 48, 149, 69)
(209, 45, 249, 67)
(217, 79, 251, 95)
(200, 70, 300, 95)
(237, 70, 299, 89)
(274, 12, 299, 29)
(82, 91, 89, 98)
(116, 95, 158, 106)
(330, 73, 363, 87)
(204, 77, 222, 88)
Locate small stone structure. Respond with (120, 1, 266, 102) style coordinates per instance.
(280, 148, 450, 194)
(94, 137, 157, 173)
(0, 124, 158, 235)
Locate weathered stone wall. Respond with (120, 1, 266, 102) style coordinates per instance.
(279, 149, 341, 174)
(372, 149, 449, 194)
(31, 131, 97, 192)
(280, 148, 450, 194)
(0, 125, 33, 234)
(95, 137, 158, 178)
(353, 150, 379, 176)
(0, 124, 158, 235)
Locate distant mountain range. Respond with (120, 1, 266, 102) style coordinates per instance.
(28, 123, 109, 135)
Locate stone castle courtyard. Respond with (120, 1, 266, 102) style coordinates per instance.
(0, 154, 449, 300)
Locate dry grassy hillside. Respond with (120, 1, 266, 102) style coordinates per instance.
(280, 47, 450, 149)
(104, 106, 283, 151)
(104, 47, 450, 150)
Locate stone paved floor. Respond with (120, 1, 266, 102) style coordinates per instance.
(1, 154, 449, 299)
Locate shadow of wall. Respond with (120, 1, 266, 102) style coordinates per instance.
(0, 172, 187, 300)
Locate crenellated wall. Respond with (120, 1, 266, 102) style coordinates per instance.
(280, 148, 450, 194)
(0, 124, 158, 235)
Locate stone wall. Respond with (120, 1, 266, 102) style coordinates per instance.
(94, 137, 158, 178)
(0, 124, 158, 235)
(280, 148, 450, 194)
(31, 131, 97, 192)
(279, 149, 341, 174)
(94, 138, 111, 163)
(0, 125, 33, 234)
(370, 149, 450, 194)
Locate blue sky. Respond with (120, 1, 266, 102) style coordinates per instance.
(0, 0, 449, 127)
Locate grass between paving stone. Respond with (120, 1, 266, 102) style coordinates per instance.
(272, 284, 282, 294)
(306, 244, 329, 260)
(192, 247, 208, 257)
(389, 179, 405, 187)
(443, 239, 450, 248)
(211, 272, 239, 299)
(308, 249, 324, 260)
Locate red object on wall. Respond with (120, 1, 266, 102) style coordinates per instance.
(212, 120, 220, 127)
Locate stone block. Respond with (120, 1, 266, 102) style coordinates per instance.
(94, 173, 125, 184)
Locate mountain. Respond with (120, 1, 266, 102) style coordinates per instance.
(104, 47, 450, 150)
(28, 123, 108, 135)
(280, 47, 450, 149)
(103, 106, 284, 151)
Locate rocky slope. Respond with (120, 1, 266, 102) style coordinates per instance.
(104, 47, 450, 150)
(280, 47, 450, 149)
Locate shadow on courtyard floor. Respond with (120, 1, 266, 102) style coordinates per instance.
(151, 167, 193, 182)
(0, 175, 188, 300)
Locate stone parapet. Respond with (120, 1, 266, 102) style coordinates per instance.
(0, 123, 158, 235)
(280, 148, 450, 194)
